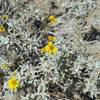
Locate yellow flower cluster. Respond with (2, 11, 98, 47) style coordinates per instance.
(0, 64, 9, 70)
(7, 77, 19, 90)
(0, 25, 5, 33)
(48, 35, 56, 42)
(41, 16, 58, 54)
(41, 42, 58, 54)
(0, 15, 8, 33)
(49, 15, 56, 23)
(2, 15, 9, 21)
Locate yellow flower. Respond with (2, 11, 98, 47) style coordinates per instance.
(2, 15, 8, 21)
(49, 15, 56, 23)
(41, 42, 58, 54)
(48, 35, 56, 42)
(0, 25, 5, 32)
(1, 64, 9, 70)
(7, 77, 19, 90)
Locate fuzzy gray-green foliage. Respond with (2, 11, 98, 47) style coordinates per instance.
(0, 0, 100, 100)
